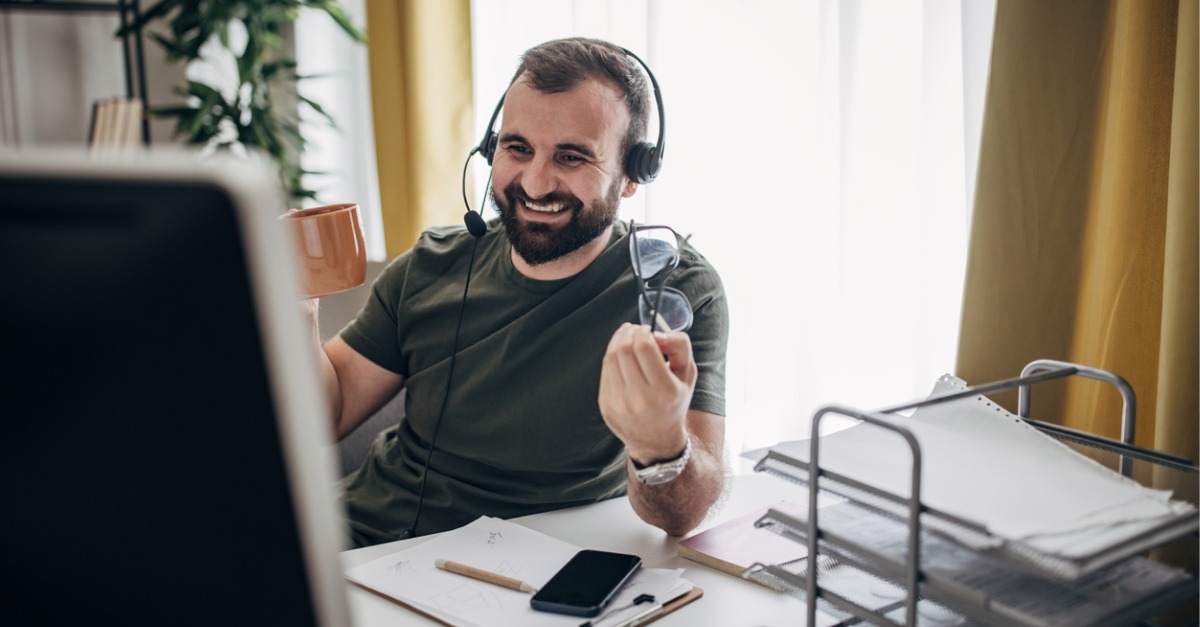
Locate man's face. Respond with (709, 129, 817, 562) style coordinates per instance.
(489, 75, 637, 265)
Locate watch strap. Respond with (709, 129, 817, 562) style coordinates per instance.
(633, 436, 692, 485)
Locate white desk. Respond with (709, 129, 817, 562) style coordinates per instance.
(340, 473, 814, 626)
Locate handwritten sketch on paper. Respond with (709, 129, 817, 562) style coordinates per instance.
(346, 516, 695, 627)
(345, 517, 578, 626)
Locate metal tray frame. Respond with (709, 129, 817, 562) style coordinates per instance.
(749, 360, 1199, 626)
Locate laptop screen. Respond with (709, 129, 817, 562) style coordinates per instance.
(0, 151, 350, 627)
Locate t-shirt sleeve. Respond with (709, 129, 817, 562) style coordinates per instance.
(679, 253, 729, 417)
(337, 252, 410, 375)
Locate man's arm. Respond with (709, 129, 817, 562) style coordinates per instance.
(599, 323, 725, 536)
(303, 299, 405, 440)
(625, 409, 724, 535)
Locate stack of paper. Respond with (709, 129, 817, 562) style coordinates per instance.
(345, 517, 695, 627)
(746, 373, 1198, 624)
(751, 499, 1193, 625)
(911, 376, 1196, 568)
(761, 375, 1196, 578)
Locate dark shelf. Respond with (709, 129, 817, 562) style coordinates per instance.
(0, 0, 150, 144)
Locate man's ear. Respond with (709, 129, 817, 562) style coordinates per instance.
(622, 179, 639, 198)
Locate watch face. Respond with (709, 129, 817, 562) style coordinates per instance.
(641, 468, 681, 485)
(637, 465, 683, 485)
(634, 437, 692, 485)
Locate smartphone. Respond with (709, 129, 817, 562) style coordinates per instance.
(529, 549, 642, 617)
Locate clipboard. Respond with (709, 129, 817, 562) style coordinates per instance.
(345, 517, 704, 627)
(350, 581, 703, 627)
(645, 586, 703, 624)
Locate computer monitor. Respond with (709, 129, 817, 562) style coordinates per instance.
(0, 150, 351, 627)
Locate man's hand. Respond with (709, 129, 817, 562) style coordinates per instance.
(599, 323, 723, 537)
(300, 295, 320, 325)
(598, 323, 696, 464)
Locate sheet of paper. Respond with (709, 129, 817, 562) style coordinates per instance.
(585, 568, 693, 627)
(909, 376, 1196, 553)
(345, 517, 693, 627)
(766, 384, 1188, 543)
(802, 501, 1192, 625)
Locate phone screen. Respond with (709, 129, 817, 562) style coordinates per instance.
(530, 549, 642, 617)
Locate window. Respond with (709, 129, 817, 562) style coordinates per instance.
(295, 0, 385, 259)
(470, 0, 996, 455)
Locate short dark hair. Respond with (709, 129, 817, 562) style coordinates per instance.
(509, 38, 651, 167)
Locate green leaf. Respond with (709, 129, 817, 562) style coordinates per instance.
(316, 0, 366, 43)
(149, 32, 194, 61)
(147, 105, 199, 118)
(262, 59, 299, 80)
(186, 80, 226, 103)
(172, 111, 197, 136)
(115, 0, 185, 36)
(294, 71, 336, 81)
(260, 30, 285, 50)
(298, 95, 337, 128)
(124, 0, 364, 207)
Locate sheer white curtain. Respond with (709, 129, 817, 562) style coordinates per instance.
(295, 0, 385, 259)
(471, 0, 993, 456)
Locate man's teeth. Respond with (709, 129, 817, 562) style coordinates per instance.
(524, 200, 565, 213)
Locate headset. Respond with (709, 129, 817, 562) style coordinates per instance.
(405, 46, 666, 539)
(463, 46, 667, 236)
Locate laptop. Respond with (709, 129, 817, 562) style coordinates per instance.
(0, 150, 352, 626)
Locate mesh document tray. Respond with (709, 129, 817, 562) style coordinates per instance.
(746, 361, 1199, 627)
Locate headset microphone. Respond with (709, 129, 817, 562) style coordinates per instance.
(462, 148, 488, 237)
(464, 211, 487, 238)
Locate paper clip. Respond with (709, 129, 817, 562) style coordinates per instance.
(581, 594, 660, 627)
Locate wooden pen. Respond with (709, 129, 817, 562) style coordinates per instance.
(434, 559, 539, 593)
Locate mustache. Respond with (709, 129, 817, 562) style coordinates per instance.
(502, 182, 585, 213)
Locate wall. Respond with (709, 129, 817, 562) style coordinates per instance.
(0, 7, 182, 147)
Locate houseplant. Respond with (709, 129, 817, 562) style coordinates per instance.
(122, 0, 366, 203)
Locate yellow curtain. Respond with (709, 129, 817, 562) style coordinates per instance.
(365, 0, 474, 256)
(957, 0, 1197, 463)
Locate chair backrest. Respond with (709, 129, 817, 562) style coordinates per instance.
(338, 389, 407, 476)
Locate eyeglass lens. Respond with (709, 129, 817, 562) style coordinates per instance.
(632, 228, 679, 279)
(631, 225, 693, 332)
(639, 287, 693, 332)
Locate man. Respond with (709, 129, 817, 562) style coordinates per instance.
(310, 37, 729, 547)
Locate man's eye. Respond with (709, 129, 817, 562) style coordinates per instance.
(559, 154, 584, 165)
(508, 145, 531, 155)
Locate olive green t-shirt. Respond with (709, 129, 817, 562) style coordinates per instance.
(338, 219, 728, 546)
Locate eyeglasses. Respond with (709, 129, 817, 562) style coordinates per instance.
(629, 221, 693, 332)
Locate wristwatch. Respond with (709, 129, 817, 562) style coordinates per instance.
(632, 436, 692, 485)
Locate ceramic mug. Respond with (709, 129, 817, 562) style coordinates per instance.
(280, 203, 367, 298)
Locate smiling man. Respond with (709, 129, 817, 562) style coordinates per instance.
(310, 38, 729, 547)
(492, 75, 630, 273)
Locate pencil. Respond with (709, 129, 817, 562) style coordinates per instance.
(434, 559, 539, 593)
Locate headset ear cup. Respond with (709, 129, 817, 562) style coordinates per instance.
(481, 132, 498, 165)
(625, 142, 661, 184)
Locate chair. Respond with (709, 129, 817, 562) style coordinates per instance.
(336, 390, 406, 476)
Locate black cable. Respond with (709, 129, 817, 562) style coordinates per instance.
(402, 235, 479, 539)
(402, 151, 489, 539)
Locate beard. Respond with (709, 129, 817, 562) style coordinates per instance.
(491, 176, 623, 266)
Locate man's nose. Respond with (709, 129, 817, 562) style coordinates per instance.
(520, 155, 558, 199)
